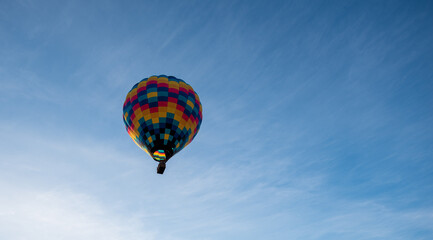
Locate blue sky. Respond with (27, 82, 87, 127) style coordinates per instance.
(1, 0, 433, 239)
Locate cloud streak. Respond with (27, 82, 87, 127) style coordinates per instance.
(0, 185, 156, 240)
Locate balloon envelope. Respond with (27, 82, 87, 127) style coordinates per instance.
(123, 75, 203, 163)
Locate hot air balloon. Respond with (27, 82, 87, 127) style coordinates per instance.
(123, 75, 203, 174)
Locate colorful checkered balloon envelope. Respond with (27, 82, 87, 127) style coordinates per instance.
(123, 75, 203, 174)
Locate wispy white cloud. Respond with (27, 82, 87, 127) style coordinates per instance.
(0, 185, 156, 240)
